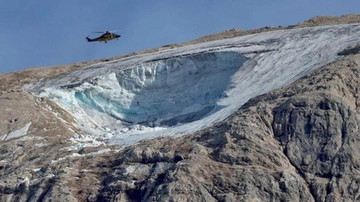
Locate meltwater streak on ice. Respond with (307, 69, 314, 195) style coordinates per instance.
(28, 24, 360, 146)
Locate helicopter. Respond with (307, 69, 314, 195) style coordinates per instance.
(86, 30, 121, 43)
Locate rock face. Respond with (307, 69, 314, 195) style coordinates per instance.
(2, 15, 360, 201)
(91, 51, 360, 202)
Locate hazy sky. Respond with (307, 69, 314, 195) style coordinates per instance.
(1, 0, 359, 73)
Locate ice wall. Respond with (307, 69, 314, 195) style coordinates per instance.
(72, 52, 246, 127)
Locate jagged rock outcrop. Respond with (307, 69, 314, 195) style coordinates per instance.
(2, 15, 360, 201)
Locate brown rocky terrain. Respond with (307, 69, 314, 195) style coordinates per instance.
(1, 14, 360, 201)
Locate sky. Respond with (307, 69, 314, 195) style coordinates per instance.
(0, 0, 359, 74)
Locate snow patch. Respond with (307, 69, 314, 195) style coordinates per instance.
(121, 164, 151, 175)
(61, 133, 105, 151)
(51, 148, 111, 163)
(1, 122, 32, 141)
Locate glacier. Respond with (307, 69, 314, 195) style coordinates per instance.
(74, 52, 246, 127)
(27, 23, 360, 145)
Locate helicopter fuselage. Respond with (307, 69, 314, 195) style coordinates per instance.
(86, 32, 121, 43)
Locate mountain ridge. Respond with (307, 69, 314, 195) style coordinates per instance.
(2, 14, 360, 201)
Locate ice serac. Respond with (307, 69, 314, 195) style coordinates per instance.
(73, 52, 246, 127)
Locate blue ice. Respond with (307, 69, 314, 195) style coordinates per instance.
(74, 51, 247, 126)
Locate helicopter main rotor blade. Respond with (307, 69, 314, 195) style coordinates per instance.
(90, 30, 121, 34)
(108, 29, 121, 33)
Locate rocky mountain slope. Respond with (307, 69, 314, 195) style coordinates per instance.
(2, 14, 360, 201)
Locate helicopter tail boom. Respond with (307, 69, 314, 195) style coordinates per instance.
(86, 36, 95, 42)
